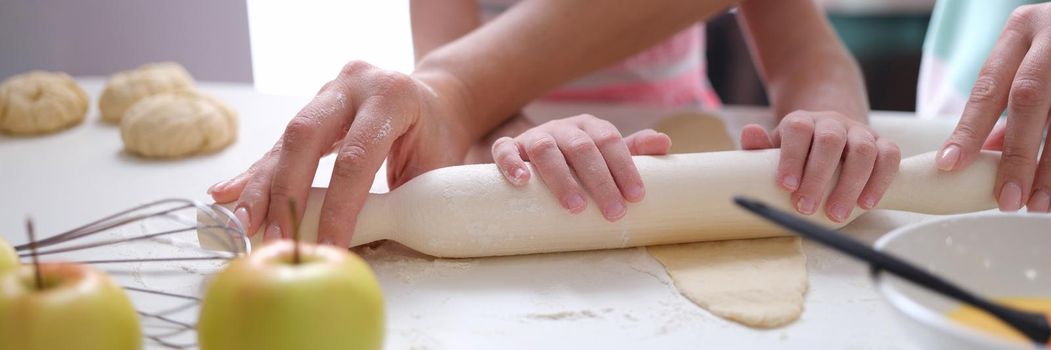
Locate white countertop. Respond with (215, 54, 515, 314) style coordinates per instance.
(0, 79, 964, 349)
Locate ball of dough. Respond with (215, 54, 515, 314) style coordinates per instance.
(0, 71, 88, 135)
(99, 62, 195, 123)
(120, 91, 238, 158)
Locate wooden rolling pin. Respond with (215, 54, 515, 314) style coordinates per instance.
(200, 149, 999, 258)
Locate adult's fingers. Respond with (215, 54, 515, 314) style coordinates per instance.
(776, 114, 815, 192)
(552, 127, 625, 221)
(491, 136, 531, 186)
(209, 156, 267, 204)
(209, 135, 289, 203)
(624, 129, 672, 155)
(995, 36, 1051, 211)
(982, 122, 1008, 151)
(265, 90, 356, 240)
(857, 139, 901, 210)
(823, 128, 877, 222)
(1028, 132, 1051, 212)
(233, 155, 281, 239)
(209, 174, 248, 204)
(792, 118, 846, 216)
(316, 88, 415, 247)
(580, 118, 647, 203)
(520, 131, 588, 214)
(937, 16, 1031, 171)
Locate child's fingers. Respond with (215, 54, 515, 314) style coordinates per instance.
(520, 132, 588, 214)
(624, 129, 672, 155)
(740, 124, 775, 149)
(552, 127, 626, 221)
(858, 139, 901, 210)
(582, 123, 647, 203)
(823, 128, 877, 223)
(491, 136, 531, 186)
(792, 118, 846, 216)
(776, 114, 815, 192)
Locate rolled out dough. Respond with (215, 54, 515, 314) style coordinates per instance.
(648, 112, 808, 328)
(653, 112, 737, 153)
(648, 237, 807, 328)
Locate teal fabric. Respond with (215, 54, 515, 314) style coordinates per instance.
(828, 15, 929, 57)
(924, 0, 1044, 94)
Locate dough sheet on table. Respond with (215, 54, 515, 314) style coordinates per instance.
(648, 112, 808, 328)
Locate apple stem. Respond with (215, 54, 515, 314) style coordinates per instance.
(287, 199, 301, 265)
(26, 217, 43, 290)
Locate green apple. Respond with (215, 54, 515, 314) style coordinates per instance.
(198, 241, 385, 350)
(0, 237, 16, 274)
(0, 262, 142, 350)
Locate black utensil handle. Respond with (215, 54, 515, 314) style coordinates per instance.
(733, 196, 1050, 343)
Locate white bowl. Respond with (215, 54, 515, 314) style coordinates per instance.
(873, 212, 1051, 350)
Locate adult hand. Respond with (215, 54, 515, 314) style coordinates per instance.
(208, 61, 475, 247)
(935, 3, 1051, 212)
(741, 110, 901, 223)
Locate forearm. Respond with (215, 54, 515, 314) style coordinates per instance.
(766, 44, 868, 122)
(738, 0, 868, 122)
(410, 0, 480, 63)
(413, 0, 738, 140)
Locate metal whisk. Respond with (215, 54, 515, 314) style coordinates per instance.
(13, 198, 250, 350)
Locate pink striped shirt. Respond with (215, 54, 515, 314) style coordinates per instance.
(479, 0, 721, 108)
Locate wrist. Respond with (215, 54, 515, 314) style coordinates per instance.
(411, 54, 489, 137)
(768, 46, 868, 122)
(770, 78, 869, 124)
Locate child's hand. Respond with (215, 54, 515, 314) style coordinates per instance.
(740, 110, 901, 223)
(491, 114, 671, 221)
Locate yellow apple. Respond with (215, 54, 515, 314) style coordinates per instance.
(0, 237, 16, 274)
(198, 241, 385, 350)
(0, 262, 142, 350)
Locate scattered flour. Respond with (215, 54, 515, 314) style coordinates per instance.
(149, 234, 205, 252)
(357, 242, 477, 283)
(373, 118, 392, 143)
(334, 91, 347, 109)
(525, 309, 606, 321)
(399, 328, 440, 350)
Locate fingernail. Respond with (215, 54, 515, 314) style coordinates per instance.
(796, 196, 817, 215)
(319, 238, 334, 246)
(860, 195, 879, 210)
(207, 179, 230, 194)
(828, 203, 850, 223)
(264, 222, 282, 241)
(999, 182, 1023, 212)
(234, 207, 251, 235)
(603, 201, 626, 220)
(564, 193, 586, 213)
(512, 167, 528, 183)
(936, 145, 960, 171)
(624, 185, 645, 202)
(1028, 190, 1051, 213)
(781, 175, 800, 191)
